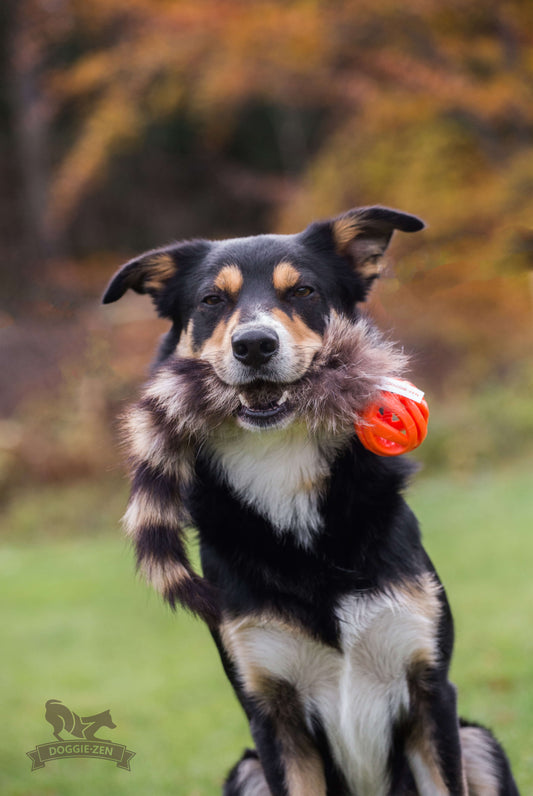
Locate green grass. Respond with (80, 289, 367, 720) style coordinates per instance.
(1, 461, 532, 794)
(409, 461, 533, 789)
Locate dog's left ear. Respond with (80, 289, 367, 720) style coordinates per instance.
(302, 206, 425, 297)
(102, 240, 211, 307)
(102, 247, 178, 304)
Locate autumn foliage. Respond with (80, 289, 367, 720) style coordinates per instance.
(2, 0, 533, 485)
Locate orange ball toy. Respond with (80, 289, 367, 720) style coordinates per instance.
(355, 379, 429, 457)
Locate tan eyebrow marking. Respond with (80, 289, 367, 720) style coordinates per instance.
(272, 261, 301, 293)
(214, 265, 243, 297)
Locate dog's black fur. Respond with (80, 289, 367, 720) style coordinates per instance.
(104, 207, 519, 795)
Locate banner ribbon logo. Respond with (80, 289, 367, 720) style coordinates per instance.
(27, 699, 135, 771)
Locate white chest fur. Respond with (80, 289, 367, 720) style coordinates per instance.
(222, 576, 441, 796)
(207, 424, 347, 547)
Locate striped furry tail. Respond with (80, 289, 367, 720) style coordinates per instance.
(121, 404, 220, 627)
(132, 522, 220, 626)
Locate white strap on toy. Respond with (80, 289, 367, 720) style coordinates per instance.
(377, 377, 425, 403)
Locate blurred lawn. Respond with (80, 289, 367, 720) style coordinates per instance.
(1, 460, 532, 795)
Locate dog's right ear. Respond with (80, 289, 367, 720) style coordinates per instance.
(102, 240, 211, 305)
(300, 206, 425, 300)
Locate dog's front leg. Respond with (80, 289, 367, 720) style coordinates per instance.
(406, 675, 467, 796)
(247, 691, 327, 796)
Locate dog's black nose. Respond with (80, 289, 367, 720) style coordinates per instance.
(232, 328, 279, 368)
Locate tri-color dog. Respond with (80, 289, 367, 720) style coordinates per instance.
(104, 207, 519, 795)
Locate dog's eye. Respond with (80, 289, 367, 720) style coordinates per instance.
(202, 294, 223, 306)
(293, 286, 314, 298)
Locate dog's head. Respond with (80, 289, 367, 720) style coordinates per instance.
(104, 207, 424, 432)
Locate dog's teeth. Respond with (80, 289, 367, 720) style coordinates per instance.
(276, 391, 289, 406)
(238, 393, 250, 408)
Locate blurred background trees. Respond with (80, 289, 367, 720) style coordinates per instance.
(2, 10, 531, 790)
(1, 0, 532, 491)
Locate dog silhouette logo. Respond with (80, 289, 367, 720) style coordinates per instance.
(27, 699, 135, 771)
(45, 699, 117, 742)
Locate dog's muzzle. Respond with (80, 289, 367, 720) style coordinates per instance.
(230, 326, 293, 429)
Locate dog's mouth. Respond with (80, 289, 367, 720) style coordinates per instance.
(236, 385, 292, 429)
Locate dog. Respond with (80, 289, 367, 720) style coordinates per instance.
(103, 206, 519, 795)
(45, 699, 117, 742)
